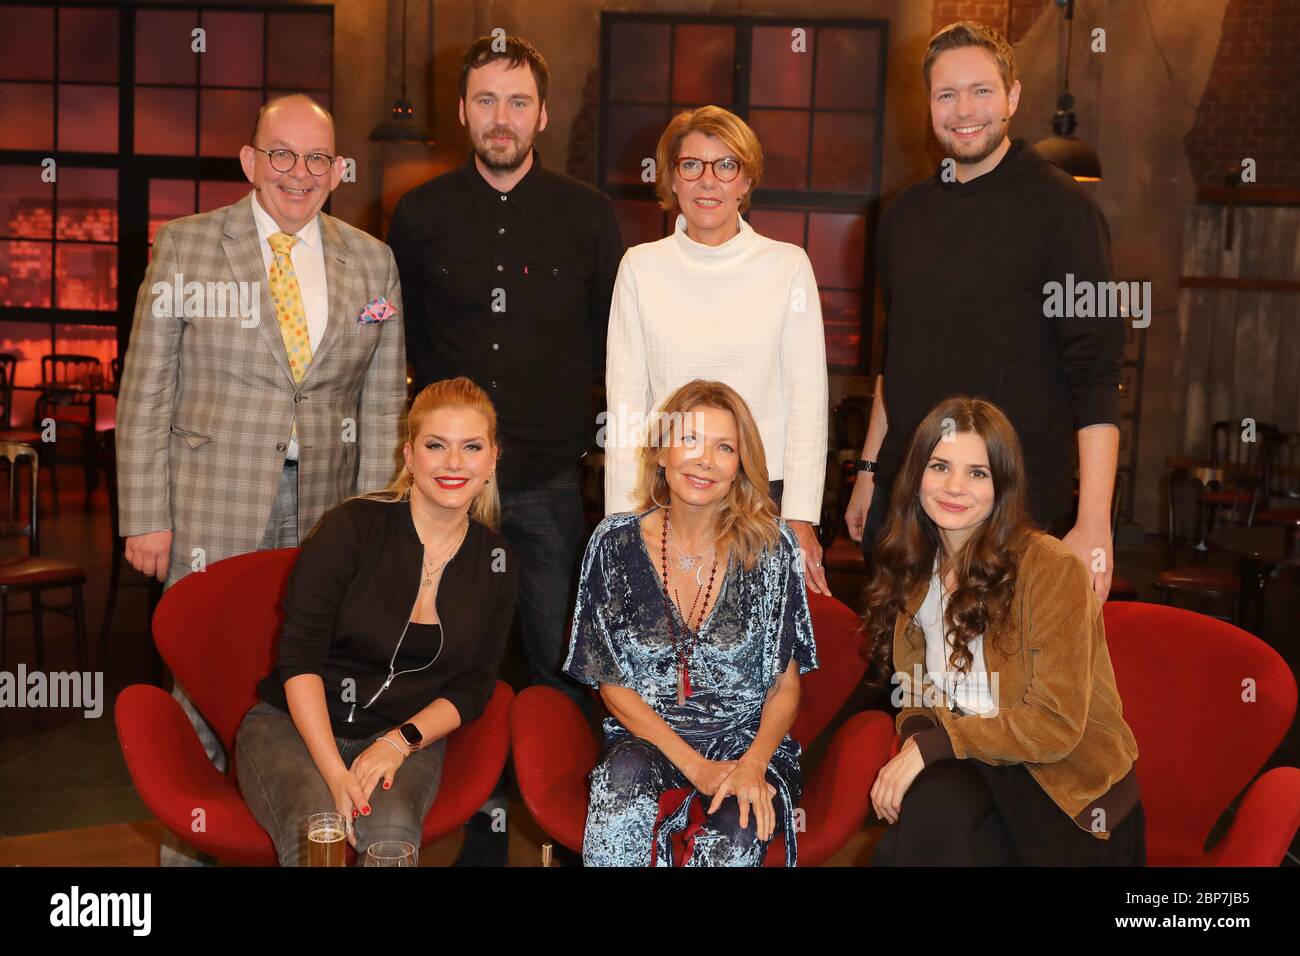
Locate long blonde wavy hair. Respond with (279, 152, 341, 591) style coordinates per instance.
(365, 376, 501, 531)
(633, 380, 780, 571)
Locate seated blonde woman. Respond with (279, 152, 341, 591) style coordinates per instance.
(236, 377, 518, 865)
(564, 379, 818, 866)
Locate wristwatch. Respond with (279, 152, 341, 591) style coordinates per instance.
(397, 722, 423, 753)
(856, 459, 877, 474)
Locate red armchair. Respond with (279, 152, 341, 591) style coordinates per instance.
(1102, 601, 1300, 865)
(510, 591, 896, 866)
(114, 548, 514, 865)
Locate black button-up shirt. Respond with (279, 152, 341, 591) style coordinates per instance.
(388, 150, 624, 491)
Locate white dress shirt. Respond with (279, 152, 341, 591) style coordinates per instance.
(918, 564, 997, 716)
(603, 213, 829, 522)
(250, 188, 328, 460)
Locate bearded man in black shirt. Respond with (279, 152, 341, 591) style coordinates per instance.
(845, 20, 1124, 601)
(388, 34, 623, 865)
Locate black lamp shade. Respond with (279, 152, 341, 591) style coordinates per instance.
(1034, 135, 1102, 182)
(369, 99, 435, 145)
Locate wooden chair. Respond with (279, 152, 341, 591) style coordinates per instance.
(35, 353, 106, 513)
(1253, 431, 1300, 528)
(1153, 467, 1239, 622)
(1204, 419, 1277, 532)
(0, 442, 87, 670)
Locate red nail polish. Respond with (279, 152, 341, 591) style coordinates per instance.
(362, 806, 371, 815)
(351, 809, 358, 817)
(383, 781, 391, 790)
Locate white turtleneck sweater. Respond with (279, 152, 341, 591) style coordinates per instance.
(603, 213, 829, 522)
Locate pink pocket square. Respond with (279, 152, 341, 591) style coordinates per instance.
(358, 297, 397, 324)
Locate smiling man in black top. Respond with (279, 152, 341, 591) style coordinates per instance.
(387, 35, 622, 865)
(845, 21, 1124, 601)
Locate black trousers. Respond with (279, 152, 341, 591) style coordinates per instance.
(872, 759, 1146, 866)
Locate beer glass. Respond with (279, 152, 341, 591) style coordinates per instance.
(305, 812, 346, 867)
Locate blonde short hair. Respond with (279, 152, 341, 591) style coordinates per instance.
(923, 20, 1017, 93)
(654, 106, 764, 215)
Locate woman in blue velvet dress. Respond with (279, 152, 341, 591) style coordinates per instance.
(564, 380, 817, 866)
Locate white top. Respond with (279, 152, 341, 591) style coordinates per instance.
(917, 564, 997, 716)
(603, 213, 829, 522)
(250, 189, 328, 461)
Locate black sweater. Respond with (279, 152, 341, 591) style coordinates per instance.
(257, 497, 518, 739)
(876, 139, 1124, 527)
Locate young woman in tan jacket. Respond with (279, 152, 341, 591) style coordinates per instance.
(866, 397, 1144, 865)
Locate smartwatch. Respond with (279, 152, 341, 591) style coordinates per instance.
(397, 722, 423, 753)
(856, 459, 877, 474)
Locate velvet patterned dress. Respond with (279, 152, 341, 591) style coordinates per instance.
(563, 509, 818, 866)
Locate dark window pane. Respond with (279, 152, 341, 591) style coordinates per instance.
(613, 199, 667, 248)
(136, 9, 199, 85)
(200, 89, 261, 157)
(811, 112, 874, 192)
(199, 180, 251, 214)
(749, 26, 812, 108)
(603, 105, 669, 186)
(58, 84, 119, 153)
(607, 22, 669, 103)
(672, 25, 734, 105)
(134, 87, 196, 155)
(56, 168, 117, 243)
(807, 212, 866, 289)
(0, 240, 52, 308)
(747, 109, 809, 189)
(149, 179, 196, 243)
(266, 14, 331, 91)
(56, 244, 117, 311)
(0, 165, 53, 239)
(0, 6, 53, 80)
(60, 7, 120, 83)
(821, 289, 863, 367)
(0, 83, 53, 149)
(747, 208, 805, 247)
(200, 11, 264, 88)
(814, 27, 879, 110)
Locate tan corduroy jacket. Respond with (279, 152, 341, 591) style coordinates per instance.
(893, 532, 1140, 839)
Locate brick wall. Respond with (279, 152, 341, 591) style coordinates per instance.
(932, 1, 1010, 34)
(1184, 0, 1300, 188)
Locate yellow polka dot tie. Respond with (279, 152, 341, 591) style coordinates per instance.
(267, 231, 312, 382)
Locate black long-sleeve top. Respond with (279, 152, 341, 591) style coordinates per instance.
(876, 139, 1124, 528)
(387, 149, 624, 491)
(256, 497, 518, 739)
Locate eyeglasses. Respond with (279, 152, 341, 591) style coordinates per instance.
(673, 156, 743, 182)
(251, 146, 336, 176)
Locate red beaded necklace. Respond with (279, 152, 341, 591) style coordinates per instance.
(659, 507, 719, 705)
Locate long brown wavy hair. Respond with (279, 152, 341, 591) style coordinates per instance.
(363, 377, 501, 531)
(633, 379, 780, 571)
(864, 397, 1034, 682)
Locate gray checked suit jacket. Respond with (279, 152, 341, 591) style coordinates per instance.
(116, 192, 407, 587)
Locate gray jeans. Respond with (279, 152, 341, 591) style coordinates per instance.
(234, 700, 446, 866)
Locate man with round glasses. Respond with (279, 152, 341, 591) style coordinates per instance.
(117, 93, 407, 863)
